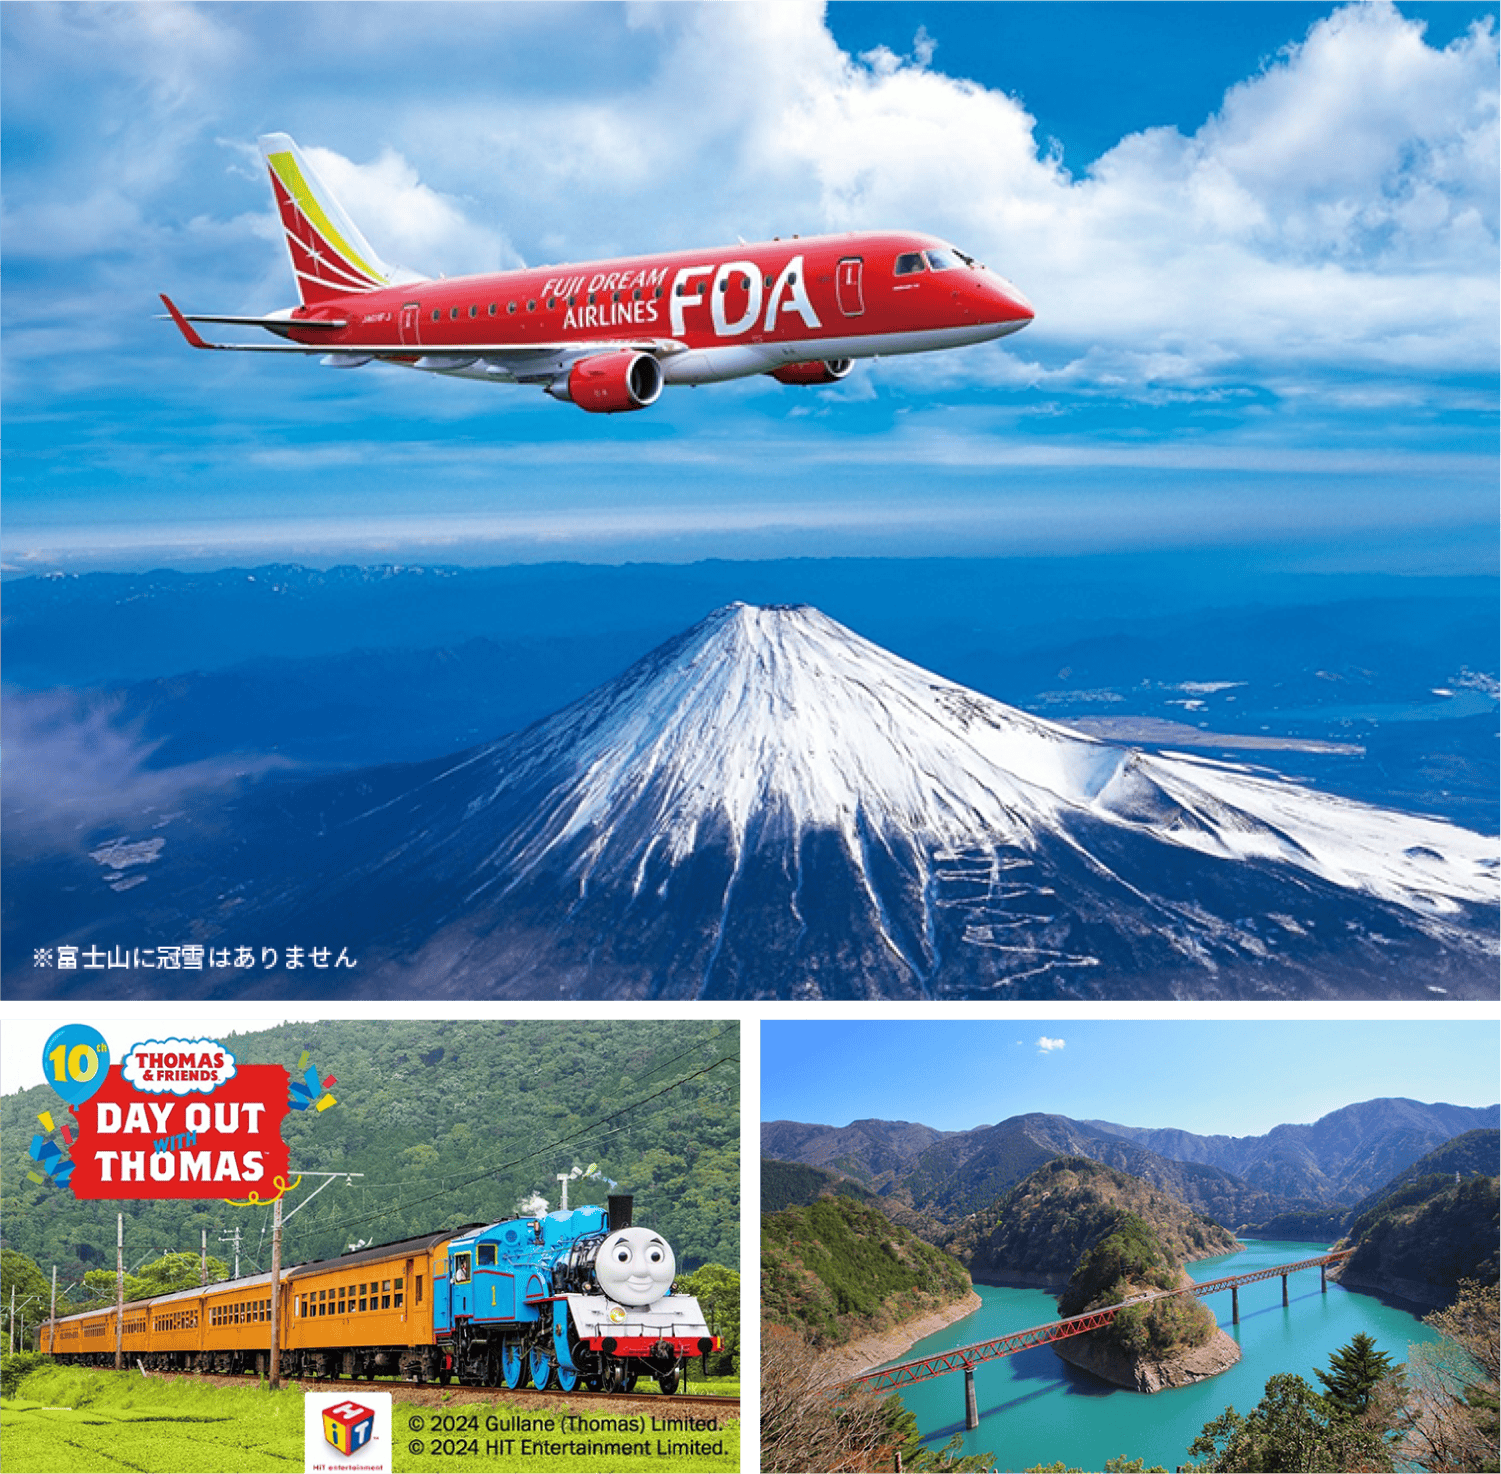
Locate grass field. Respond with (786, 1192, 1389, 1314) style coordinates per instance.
(1, 1367, 740, 1473)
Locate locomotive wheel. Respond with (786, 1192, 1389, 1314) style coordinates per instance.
(501, 1339, 529, 1390)
(555, 1365, 579, 1392)
(585, 1376, 604, 1392)
(656, 1366, 681, 1395)
(620, 1370, 637, 1393)
(528, 1347, 554, 1392)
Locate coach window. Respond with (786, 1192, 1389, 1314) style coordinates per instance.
(416, 1275, 424, 1305)
(359, 1286, 368, 1312)
(894, 252, 926, 275)
(394, 1277, 405, 1309)
(382, 1279, 393, 1309)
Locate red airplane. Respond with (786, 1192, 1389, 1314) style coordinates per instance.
(162, 133, 1034, 413)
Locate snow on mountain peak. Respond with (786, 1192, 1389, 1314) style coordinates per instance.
(482, 604, 1497, 918)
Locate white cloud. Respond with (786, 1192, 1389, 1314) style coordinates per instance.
(1037, 1036, 1065, 1054)
(1, 1, 1494, 472)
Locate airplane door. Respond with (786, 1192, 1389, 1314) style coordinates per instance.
(400, 302, 421, 346)
(836, 258, 864, 317)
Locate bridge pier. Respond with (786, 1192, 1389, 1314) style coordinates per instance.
(964, 1364, 978, 1430)
(1282, 1274, 1289, 1307)
(1321, 1264, 1327, 1294)
(1231, 1285, 1239, 1325)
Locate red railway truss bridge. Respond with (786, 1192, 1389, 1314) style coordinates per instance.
(839, 1248, 1355, 1429)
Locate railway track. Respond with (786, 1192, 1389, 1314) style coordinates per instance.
(139, 1369, 738, 1419)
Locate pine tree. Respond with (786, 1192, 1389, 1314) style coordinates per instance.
(1317, 1331, 1396, 1417)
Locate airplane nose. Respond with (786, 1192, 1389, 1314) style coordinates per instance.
(991, 275, 1034, 324)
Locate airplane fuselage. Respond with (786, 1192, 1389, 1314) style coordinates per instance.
(280, 230, 1032, 387)
(165, 135, 1033, 410)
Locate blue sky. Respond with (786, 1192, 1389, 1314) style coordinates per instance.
(1, 1, 1496, 573)
(761, 1019, 1501, 1136)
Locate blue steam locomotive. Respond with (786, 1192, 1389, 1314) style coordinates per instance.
(434, 1195, 716, 1392)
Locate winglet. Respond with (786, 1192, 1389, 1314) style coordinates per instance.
(160, 293, 213, 350)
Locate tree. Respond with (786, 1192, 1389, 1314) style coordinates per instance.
(678, 1262, 739, 1374)
(1316, 1332, 1397, 1417)
(1187, 1372, 1394, 1472)
(761, 1323, 894, 1472)
(81, 1251, 230, 1306)
(1399, 1279, 1500, 1472)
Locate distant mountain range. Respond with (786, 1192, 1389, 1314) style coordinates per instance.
(762, 1098, 1501, 1230)
(7, 605, 1496, 999)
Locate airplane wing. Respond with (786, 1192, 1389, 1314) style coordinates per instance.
(160, 296, 684, 376)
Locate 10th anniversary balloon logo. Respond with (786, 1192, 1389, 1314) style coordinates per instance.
(33, 1023, 291, 1201)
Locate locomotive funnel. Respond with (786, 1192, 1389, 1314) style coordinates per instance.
(608, 1194, 634, 1231)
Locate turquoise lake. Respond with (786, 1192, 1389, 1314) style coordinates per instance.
(877, 1239, 1443, 1472)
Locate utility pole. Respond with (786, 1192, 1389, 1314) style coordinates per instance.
(220, 1225, 243, 1280)
(268, 1196, 283, 1389)
(115, 1214, 124, 1371)
(201, 1228, 208, 1286)
(8, 1285, 14, 1354)
(50, 1266, 57, 1346)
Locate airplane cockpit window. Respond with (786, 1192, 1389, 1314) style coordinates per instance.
(894, 252, 927, 276)
(925, 249, 962, 271)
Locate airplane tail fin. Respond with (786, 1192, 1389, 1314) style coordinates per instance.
(259, 133, 401, 304)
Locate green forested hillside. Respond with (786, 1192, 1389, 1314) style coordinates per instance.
(2, 1019, 738, 1290)
(1341, 1173, 1499, 1300)
(762, 1194, 973, 1346)
(942, 1157, 1238, 1283)
(761, 1157, 876, 1213)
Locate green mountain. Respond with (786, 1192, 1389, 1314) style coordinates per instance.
(941, 1157, 1240, 1285)
(1249, 1128, 1499, 1242)
(1337, 1172, 1499, 1307)
(2, 1019, 738, 1287)
(761, 1157, 877, 1213)
(762, 1194, 973, 1347)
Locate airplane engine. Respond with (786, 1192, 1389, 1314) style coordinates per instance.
(550, 350, 664, 412)
(768, 358, 853, 386)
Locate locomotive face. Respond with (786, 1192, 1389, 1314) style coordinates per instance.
(594, 1226, 675, 1307)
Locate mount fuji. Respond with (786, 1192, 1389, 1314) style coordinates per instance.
(12, 604, 1498, 998)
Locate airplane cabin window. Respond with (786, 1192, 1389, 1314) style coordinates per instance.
(468, 305, 477, 319)
(894, 253, 927, 275)
(489, 303, 497, 316)
(507, 302, 517, 314)
(527, 299, 536, 312)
